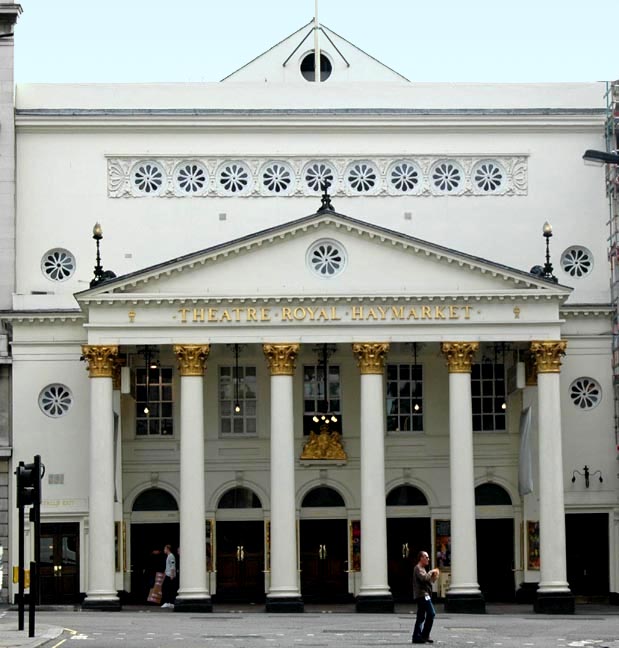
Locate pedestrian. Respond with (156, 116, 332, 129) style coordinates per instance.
(161, 544, 177, 609)
(412, 550, 439, 644)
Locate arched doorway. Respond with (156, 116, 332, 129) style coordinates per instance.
(386, 485, 431, 601)
(475, 483, 515, 601)
(300, 486, 350, 602)
(215, 487, 265, 603)
(130, 488, 179, 604)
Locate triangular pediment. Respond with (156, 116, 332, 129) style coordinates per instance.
(222, 21, 409, 84)
(76, 211, 571, 306)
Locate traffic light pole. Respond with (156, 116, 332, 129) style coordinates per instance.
(17, 462, 25, 631)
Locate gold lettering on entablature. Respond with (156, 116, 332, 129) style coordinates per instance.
(176, 304, 474, 323)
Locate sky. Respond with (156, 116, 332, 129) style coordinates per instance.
(12, 0, 619, 84)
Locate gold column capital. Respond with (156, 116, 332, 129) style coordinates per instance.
(352, 342, 390, 375)
(530, 340, 567, 373)
(173, 344, 210, 376)
(441, 342, 479, 373)
(81, 345, 119, 378)
(262, 343, 300, 376)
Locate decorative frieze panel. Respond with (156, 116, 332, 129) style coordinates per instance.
(107, 155, 527, 198)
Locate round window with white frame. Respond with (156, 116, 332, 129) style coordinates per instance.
(388, 160, 422, 194)
(131, 160, 165, 195)
(174, 161, 208, 195)
(430, 159, 464, 194)
(307, 239, 347, 278)
(569, 377, 601, 410)
(39, 383, 73, 418)
(472, 159, 506, 193)
(41, 248, 76, 282)
(300, 52, 332, 82)
(217, 161, 252, 195)
(303, 160, 336, 194)
(345, 160, 379, 194)
(561, 246, 593, 278)
(261, 161, 295, 195)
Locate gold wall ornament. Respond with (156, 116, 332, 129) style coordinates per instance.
(173, 344, 210, 376)
(81, 345, 119, 378)
(262, 343, 300, 376)
(524, 351, 538, 386)
(441, 342, 479, 373)
(530, 340, 567, 374)
(112, 356, 126, 391)
(301, 424, 347, 460)
(352, 342, 390, 374)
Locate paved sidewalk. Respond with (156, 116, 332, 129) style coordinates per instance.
(0, 611, 63, 648)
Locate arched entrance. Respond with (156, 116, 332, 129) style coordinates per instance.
(130, 488, 179, 603)
(215, 487, 265, 603)
(475, 483, 515, 601)
(386, 485, 431, 601)
(300, 486, 350, 602)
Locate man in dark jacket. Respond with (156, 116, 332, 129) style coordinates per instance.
(412, 551, 439, 644)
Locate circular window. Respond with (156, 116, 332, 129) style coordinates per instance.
(346, 161, 379, 193)
(569, 377, 601, 410)
(174, 161, 208, 194)
(300, 53, 332, 82)
(388, 160, 421, 193)
(561, 246, 593, 278)
(431, 160, 463, 194)
(303, 161, 336, 193)
(472, 160, 506, 193)
(41, 248, 76, 282)
(261, 161, 294, 194)
(217, 161, 252, 195)
(131, 161, 165, 195)
(39, 383, 73, 418)
(307, 239, 347, 278)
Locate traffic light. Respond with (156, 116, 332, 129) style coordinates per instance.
(16, 459, 41, 508)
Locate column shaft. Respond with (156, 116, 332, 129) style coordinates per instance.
(352, 342, 393, 613)
(81, 344, 120, 611)
(174, 344, 211, 612)
(442, 341, 484, 613)
(263, 343, 303, 612)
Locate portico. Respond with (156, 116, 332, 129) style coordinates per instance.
(72, 209, 574, 614)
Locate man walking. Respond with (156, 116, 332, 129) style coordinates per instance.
(161, 544, 177, 609)
(412, 550, 439, 644)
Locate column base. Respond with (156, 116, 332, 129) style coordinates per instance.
(445, 592, 486, 614)
(81, 596, 121, 611)
(265, 596, 304, 613)
(174, 597, 213, 613)
(609, 592, 619, 605)
(534, 591, 575, 614)
(356, 593, 394, 613)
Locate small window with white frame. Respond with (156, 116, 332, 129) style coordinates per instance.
(135, 366, 174, 436)
(386, 363, 423, 433)
(219, 365, 257, 436)
(303, 364, 342, 436)
(471, 362, 506, 432)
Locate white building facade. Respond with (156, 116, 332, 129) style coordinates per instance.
(3, 22, 618, 613)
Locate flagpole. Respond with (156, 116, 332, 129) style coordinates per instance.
(314, 0, 320, 83)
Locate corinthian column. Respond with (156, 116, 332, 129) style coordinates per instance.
(173, 344, 212, 612)
(352, 342, 393, 613)
(81, 344, 121, 610)
(441, 342, 485, 613)
(263, 343, 303, 612)
(530, 340, 574, 614)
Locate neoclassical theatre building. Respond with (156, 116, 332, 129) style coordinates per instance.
(4, 20, 618, 613)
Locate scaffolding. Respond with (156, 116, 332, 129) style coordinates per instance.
(603, 80, 619, 453)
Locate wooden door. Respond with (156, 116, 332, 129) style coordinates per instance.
(476, 518, 515, 601)
(215, 521, 265, 602)
(39, 523, 80, 604)
(387, 518, 431, 601)
(566, 513, 609, 597)
(300, 519, 349, 602)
